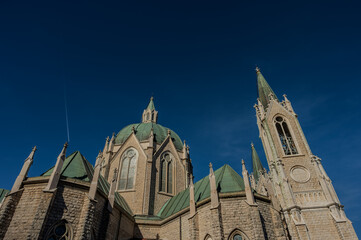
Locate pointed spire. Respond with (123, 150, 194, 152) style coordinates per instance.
(209, 162, 219, 208)
(242, 159, 256, 205)
(189, 174, 196, 217)
(283, 94, 295, 113)
(142, 97, 158, 123)
(11, 146, 37, 193)
(182, 140, 188, 159)
(44, 143, 68, 191)
(108, 133, 115, 152)
(147, 96, 155, 111)
(256, 67, 278, 109)
(89, 151, 102, 200)
(103, 136, 110, 153)
(108, 168, 118, 210)
(251, 143, 264, 183)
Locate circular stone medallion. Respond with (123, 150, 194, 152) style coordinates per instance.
(290, 166, 310, 183)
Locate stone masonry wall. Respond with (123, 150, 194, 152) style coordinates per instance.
(0, 190, 23, 239)
(3, 184, 54, 240)
(40, 183, 88, 239)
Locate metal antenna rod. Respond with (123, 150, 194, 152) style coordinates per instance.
(64, 85, 70, 143)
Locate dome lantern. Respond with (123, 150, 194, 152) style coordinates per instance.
(142, 97, 158, 123)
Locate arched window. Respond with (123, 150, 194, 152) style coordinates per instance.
(45, 219, 73, 240)
(228, 229, 249, 240)
(118, 148, 138, 190)
(160, 152, 174, 194)
(274, 116, 298, 155)
(204, 234, 213, 240)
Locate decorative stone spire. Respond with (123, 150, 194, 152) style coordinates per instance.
(148, 127, 154, 148)
(283, 94, 295, 114)
(11, 146, 37, 193)
(251, 143, 265, 183)
(89, 151, 103, 200)
(142, 97, 158, 123)
(242, 159, 256, 205)
(182, 140, 188, 159)
(108, 168, 118, 209)
(44, 143, 68, 191)
(189, 174, 196, 217)
(103, 136, 109, 153)
(209, 163, 219, 208)
(108, 133, 115, 152)
(256, 67, 278, 109)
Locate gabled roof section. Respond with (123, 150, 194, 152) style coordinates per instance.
(157, 164, 244, 219)
(41, 151, 133, 215)
(0, 188, 9, 202)
(257, 68, 278, 109)
(251, 144, 264, 182)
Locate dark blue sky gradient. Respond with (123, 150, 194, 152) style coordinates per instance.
(1, 0, 361, 234)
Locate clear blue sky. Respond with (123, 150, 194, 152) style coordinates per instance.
(1, 0, 360, 235)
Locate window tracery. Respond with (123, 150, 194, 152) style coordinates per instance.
(274, 116, 298, 155)
(45, 219, 73, 240)
(160, 152, 174, 194)
(118, 148, 138, 190)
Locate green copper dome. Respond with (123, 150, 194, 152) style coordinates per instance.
(115, 122, 184, 150)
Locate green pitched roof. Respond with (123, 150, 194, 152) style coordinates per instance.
(0, 188, 9, 203)
(251, 144, 264, 182)
(114, 122, 183, 150)
(257, 69, 278, 109)
(41, 151, 133, 215)
(157, 164, 244, 219)
(147, 97, 155, 111)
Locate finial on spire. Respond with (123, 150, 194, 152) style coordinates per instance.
(167, 129, 171, 136)
(241, 158, 256, 205)
(132, 126, 136, 133)
(255, 66, 260, 73)
(43, 142, 68, 192)
(208, 162, 219, 208)
(11, 146, 37, 193)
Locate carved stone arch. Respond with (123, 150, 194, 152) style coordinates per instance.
(204, 234, 213, 240)
(44, 219, 73, 240)
(228, 229, 249, 240)
(117, 147, 139, 190)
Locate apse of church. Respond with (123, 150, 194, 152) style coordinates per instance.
(0, 69, 358, 240)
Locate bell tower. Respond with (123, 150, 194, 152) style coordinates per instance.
(254, 67, 357, 239)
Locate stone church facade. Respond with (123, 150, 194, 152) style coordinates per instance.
(0, 69, 358, 240)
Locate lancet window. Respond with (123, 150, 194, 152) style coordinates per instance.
(228, 229, 248, 240)
(118, 148, 138, 190)
(274, 116, 298, 155)
(45, 219, 73, 240)
(160, 152, 174, 194)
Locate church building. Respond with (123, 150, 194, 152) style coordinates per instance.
(0, 69, 358, 240)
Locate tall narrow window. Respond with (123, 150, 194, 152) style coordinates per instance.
(274, 116, 298, 155)
(118, 148, 138, 190)
(160, 152, 173, 194)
